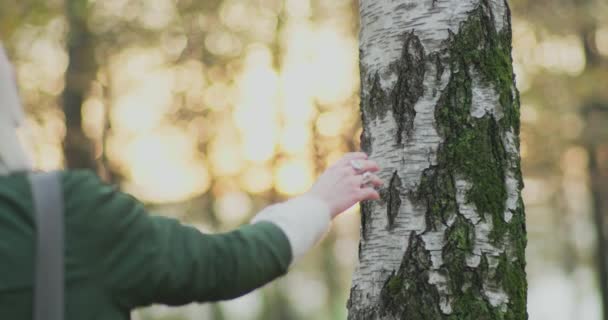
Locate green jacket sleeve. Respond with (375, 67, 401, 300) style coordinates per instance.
(74, 172, 293, 308)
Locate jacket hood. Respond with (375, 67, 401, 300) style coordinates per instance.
(0, 44, 33, 175)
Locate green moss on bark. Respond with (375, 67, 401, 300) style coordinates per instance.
(416, 166, 457, 232)
(380, 233, 444, 319)
(377, 2, 527, 319)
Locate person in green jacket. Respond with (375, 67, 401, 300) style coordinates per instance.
(0, 44, 384, 319)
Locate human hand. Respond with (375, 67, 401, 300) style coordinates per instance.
(305, 152, 383, 219)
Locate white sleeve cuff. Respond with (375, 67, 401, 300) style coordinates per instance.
(250, 194, 331, 265)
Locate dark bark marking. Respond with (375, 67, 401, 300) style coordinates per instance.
(365, 72, 390, 120)
(360, 200, 374, 241)
(389, 32, 425, 144)
(379, 232, 443, 319)
(383, 170, 402, 230)
(415, 166, 457, 232)
(359, 33, 426, 147)
(396, 3, 418, 11)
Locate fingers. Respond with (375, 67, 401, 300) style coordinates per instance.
(332, 152, 368, 168)
(358, 187, 380, 201)
(350, 159, 380, 173)
(356, 173, 383, 188)
(343, 152, 368, 160)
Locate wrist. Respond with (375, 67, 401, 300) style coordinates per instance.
(297, 192, 333, 220)
(250, 193, 332, 265)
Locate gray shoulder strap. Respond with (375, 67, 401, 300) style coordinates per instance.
(29, 171, 64, 320)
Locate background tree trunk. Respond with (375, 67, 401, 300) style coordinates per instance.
(585, 105, 608, 320)
(348, 1, 527, 319)
(590, 142, 608, 320)
(63, 0, 98, 171)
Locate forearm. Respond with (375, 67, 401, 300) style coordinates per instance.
(143, 219, 292, 304)
(250, 194, 332, 265)
(194, 194, 332, 302)
(110, 194, 332, 306)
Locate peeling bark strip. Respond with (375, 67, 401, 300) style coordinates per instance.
(349, 1, 527, 319)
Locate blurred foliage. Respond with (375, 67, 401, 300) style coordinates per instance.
(1, 0, 608, 319)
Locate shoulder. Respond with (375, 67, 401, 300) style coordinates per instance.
(61, 169, 141, 208)
(61, 169, 108, 192)
(60, 170, 148, 233)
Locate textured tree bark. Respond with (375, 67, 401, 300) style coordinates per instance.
(63, 0, 98, 171)
(348, 1, 527, 319)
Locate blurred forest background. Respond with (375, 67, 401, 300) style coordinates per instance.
(1, 0, 607, 319)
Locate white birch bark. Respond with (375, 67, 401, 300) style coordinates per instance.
(348, 1, 526, 319)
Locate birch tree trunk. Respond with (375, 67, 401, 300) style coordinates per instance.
(348, 1, 527, 319)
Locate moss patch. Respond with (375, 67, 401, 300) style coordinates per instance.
(376, 2, 527, 319)
(380, 232, 444, 319)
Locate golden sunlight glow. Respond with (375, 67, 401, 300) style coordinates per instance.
(82, 97, 105, 140)
(279, 125, 311, 155)
(512, 18, 538, 72)
(535, 35, 586, 76)
(512, 63, 530, 93)
(24, 109, 66, 170)
(221, 291, 263, 320)
(174, 60, 208, 111)
(280, 22, 317, 122)
(317, 111, 346, 137)
(520, 103, 539, 124)
(36, 143, 64, 171)
(205, 29, 243, 57)
(220, 0, 252, 32)
(310, 28, 358, 105)
(209, 129, 244, 176)
(110, 48, 174, 133)
(240, 164, 273, 194)
(173, 59, 207, 94)
(280, 69, 316, 122)
(209, 143, 243, 176)
(203, 82, 234, 111)
(15, 18, 68, 95)
(235, 45, 280, 162)
(14, 0, 362, 210)
(596, 26, 608, 57)
(242, 131, 277, 162)
(560, 146, 588, 177)
(285, 0, 311, 18)
(325, 149, 346, 169)
(275, 158, 314, 196)
(123, 128, 210, 203)
(137, 0, 176, 30)
(286, 271, 328, 315)
(214, 191, 253, 226)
